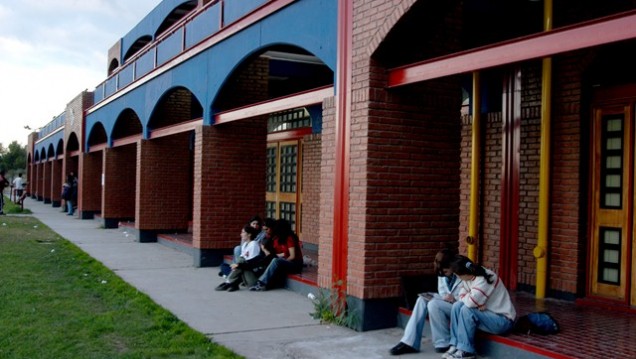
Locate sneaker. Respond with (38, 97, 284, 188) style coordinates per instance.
(249, 281, 266, 291)
(215, 282, 230, 291)
(389, 342, 418, 355)
(441, 346, 457, 359)
(435, 346, 450, 353)
(449, 350, 476, 359)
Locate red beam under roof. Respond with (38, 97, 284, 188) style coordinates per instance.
(148, 119, 202, 139)
(214, 86, 333, 124)
(388, 11, 636, 88)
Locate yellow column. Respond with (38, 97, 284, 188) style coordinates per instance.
(468, 71, 481, 261)
(535, 0, 553, 299)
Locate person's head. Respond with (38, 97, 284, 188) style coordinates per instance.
(274, 218, 293, 238)
(450, 255, 493, 283)
(263, 218, 276, 238)
(241, 224, 259, 242)
(434, 248, 456, 277)
(0, 170, 5, 176)
(18, 173, 22, 177)
(249, 215, 262, 230)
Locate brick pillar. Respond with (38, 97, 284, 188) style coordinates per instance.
(37, 163, 44, 201)
(300, 133, 322, 248)
(43, 161, 52, 203)
(79, 151, 103, 219)
(192, 120, 267, 266)
(51, 159, 63, 207)
(101, 145, 137, 228)
(136, 134, 192, 242)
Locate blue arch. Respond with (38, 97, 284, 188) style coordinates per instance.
(86, 0, 337, 149)
(35, 129, 64, 160)
(121, 0, 196, 62)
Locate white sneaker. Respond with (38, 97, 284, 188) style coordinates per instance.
(441, 346, 457, 359)
(449, 349, 476, 359)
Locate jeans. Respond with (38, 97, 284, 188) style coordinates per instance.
(258, 257, 302, 287)
(401, 297, 453, 350)
(233, 245, 241, 263)
(449, 301, 514, 354)
(66, 200, 74, 215)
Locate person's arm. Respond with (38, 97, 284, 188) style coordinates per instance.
(460, 276, 495, 308)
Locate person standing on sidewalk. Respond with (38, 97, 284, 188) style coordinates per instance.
(389, 248, 462, 355)
(0, 170, 9, 215)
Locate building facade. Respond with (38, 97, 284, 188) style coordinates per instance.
(27, 0, 636, 331)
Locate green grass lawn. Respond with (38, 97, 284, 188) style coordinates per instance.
(2, 195, 32, 214)
(0, 215, 241, 359)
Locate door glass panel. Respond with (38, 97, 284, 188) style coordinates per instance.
(266, 147, 277, 192)
(279, 202, 296, 230)
(279, 145, 297, 193)
(600, 115, 624, 209)
(598, 227, 621, 285)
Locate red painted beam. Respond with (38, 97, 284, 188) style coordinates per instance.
(214, 86, 333, 124)
(112, 134, 142, 148)
(148, 119, 203, 139)
(266, 128, 312, 142)
(388, 10, 636, 87)
(87, 143, 107, 153)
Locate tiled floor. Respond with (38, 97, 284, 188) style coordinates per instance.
(488, 292, 636, 359)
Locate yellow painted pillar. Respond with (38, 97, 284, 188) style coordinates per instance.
(468, 71, 481, 261)
(535, 0, 553, 299)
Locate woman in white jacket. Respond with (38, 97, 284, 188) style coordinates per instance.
(442, 255, 516, 359)
(390, 249, 462, 355)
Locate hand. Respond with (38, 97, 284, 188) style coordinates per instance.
(230, 264, 238, 270)
(478, 304, 487, 311)
(444, 294, 454, 303)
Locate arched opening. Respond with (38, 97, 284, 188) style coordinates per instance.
(155, 1, 198, 38)
(112, 108, 143, 140)
(214, 45, 333, 112)
(87, 122, 108, 148)
(123, 35, 152, 63)
(148, 87, 202, 131)
(108, 58, 119, 75)
(66, 133, 80, 153)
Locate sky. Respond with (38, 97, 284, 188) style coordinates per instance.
(0, 0, 161, 147)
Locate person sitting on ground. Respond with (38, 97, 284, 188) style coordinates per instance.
(232, 215, 267, 263)
(249, 218, 303, 291)
(216, 224, 262, 292)
(220, 217, 274, 277)
(442, 255, 516, 359)
(389, 248, 462, 355)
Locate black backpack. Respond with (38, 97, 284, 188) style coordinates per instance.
(513, 312, 560, 335)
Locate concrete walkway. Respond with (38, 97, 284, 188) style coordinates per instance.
(23, 198, 446, 359)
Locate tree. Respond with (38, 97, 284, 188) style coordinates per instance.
(0, 141, 27, 174)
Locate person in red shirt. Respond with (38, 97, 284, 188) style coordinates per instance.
(249, 219, 303, 291)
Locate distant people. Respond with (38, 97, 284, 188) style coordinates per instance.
(12, 173, 24, 203)
(0, 170, 9, 215)
(64, 173, 78, 216)
(249, 218, 303, 291)
(442, 256, 516, 359)
(389, 249, 462, 355)
(216, 224, 262, 292)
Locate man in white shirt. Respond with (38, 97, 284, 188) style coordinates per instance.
(12, 173, 24, 202)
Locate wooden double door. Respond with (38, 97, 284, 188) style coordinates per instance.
(590, 88, 636, 306)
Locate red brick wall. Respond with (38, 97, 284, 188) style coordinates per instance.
(342, 0, 463, 300)
(79, 151, 103, 213)
(51, 159, 63, 203)
(459, 113, 503, 271)
(102, 144, 137, 219)
(300, 133, 321, 247)
(192, 119, 267, 249)
(136, 134, 192, 231)
(43, 162, 52, 201)
(319, 97, 336, 288)
(549, 53, 584, 294)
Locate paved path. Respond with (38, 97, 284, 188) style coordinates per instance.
(22, 198, 445, 359)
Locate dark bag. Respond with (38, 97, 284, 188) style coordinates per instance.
(513, 312, 560, 335)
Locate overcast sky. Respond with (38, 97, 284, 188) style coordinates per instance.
(0, 0, 160, 147)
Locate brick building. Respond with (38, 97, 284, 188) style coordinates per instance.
(27, 0, 636, 333)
